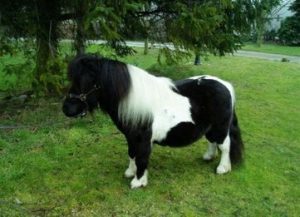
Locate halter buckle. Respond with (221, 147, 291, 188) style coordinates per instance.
(79, 94, 87, 102)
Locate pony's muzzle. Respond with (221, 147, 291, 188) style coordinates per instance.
(62, 98, 87, 118)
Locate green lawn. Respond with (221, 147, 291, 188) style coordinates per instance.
(1, 48, 300, 216)
(242, 43, 300, 57)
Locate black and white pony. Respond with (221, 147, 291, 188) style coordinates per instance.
(63, 54, 243, 189)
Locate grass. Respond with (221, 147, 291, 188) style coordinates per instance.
(242, 43, 300, 56)
(1, 48, 300, 216)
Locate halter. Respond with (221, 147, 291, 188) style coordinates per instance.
(68, 85, 100, 102)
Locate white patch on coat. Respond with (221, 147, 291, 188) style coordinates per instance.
(124, 157, 137, 178)
(119, 64, 194, 142)
(131, 170, 148, 189)
(191, 75, 235, 108)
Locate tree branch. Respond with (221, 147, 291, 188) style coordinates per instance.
(133, 9, 177, 17)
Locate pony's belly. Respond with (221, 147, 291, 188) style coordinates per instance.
(151, 103, 194, 143)
(155, 122, 204, 147)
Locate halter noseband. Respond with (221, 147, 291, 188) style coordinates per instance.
(68, 85, 100, 102)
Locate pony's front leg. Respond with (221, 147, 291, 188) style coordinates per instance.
(130, 141, 152, 189)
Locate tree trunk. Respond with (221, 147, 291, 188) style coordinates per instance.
(74, 2, 88, 56)
(194, 52, 201, 65)
(144, 37, 149, 55)
(256, 24, 264, 47)
(34, 0, 59, 92)
(143, 2, 150, 56)
(256, 10, 266, 47)
(35, 30, 50, 88)
(75, 17, 85, 55)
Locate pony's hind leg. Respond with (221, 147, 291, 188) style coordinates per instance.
(216, 135, 231, 174)
(205, 128, 231, 174)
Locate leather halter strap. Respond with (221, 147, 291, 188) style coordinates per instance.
(68, 85, 100, 102)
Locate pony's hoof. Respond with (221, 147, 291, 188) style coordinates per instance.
(203, 152, 216, 161)
(130, 171, 148, 189)
(216, 164, 231, 174)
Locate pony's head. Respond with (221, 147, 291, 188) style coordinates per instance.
(62, 54, 131, 118)
(62, 55, 101, 118)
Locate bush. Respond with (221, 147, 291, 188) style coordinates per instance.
(0, 59, 34, 94)
(0, 40, 35, 95)
(0, 43, 68, 96)
(36, 56, 68, 96)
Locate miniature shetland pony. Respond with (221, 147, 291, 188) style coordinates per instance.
(63, 54, 243, 188)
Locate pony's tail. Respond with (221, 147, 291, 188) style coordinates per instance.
(229, 110, 244, 164)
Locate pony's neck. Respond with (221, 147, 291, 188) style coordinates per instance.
(118, 64, 176, 128)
